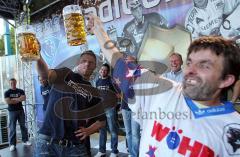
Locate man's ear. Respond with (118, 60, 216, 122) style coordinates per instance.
(219, 75, 235, 89)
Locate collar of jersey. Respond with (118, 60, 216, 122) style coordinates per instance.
(184, 96, 235, 118)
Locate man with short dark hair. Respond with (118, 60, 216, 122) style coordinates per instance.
(95, 63, 119, 157)
(35, 50, 105, 157)
(38, 76, 51, 117)
(162, 53, 184, 83)
(4, 78, 31, 151)
(87, 14, 240, 156)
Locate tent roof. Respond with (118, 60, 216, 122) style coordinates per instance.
(0, 0, 23, 20)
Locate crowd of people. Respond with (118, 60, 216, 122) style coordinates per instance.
(3, 1, 240, 157)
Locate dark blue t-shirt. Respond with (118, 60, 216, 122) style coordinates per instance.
(96, 76, 116, 92)
(39, 68, 104, 142)
(40, 84, 51, 111)
(4, 88, 25, 111)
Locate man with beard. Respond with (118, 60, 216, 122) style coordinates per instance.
(87, 14, 240, 156)
(185, 0, 240, 39)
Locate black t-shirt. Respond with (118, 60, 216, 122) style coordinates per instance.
(4, 88, 25, 111)
(39, 68, 105, 142)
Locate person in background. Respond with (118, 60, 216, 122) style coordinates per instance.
(118, 55, 140, 157)
(95, 63, 119, 157)
(4, 78, 31, 152)
(162, 52, 184, 83)
(38, 76, 51, 117)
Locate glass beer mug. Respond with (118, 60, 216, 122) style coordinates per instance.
(63, 5, 87, 46)
(16, 25, 40, 61)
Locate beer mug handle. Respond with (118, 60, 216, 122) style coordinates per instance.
(82, 10, 94, 35)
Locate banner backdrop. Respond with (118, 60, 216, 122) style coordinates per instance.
(33, 0, 240, 117)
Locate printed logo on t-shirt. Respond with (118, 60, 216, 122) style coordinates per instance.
(223, 123, 240, 155)
(148, 120, 216, 156)
(42, 90, 49, 96)
(97, 86, 110, 91)
(10, 93, 19, 98)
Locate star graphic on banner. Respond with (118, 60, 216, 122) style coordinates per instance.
(114, 77, 121, 86)
(146, 145, 157, 157)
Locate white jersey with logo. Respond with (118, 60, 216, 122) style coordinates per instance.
(131, 77, 240, 157)
(185, 0, 240, 39)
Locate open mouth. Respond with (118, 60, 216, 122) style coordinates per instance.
(185, 78, 198, 85)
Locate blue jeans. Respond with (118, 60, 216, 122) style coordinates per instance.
(34, 137, 89, 157)
(8, 110, 29, 145)
(122, 109, 140, 157)
(99, 107, 118, 154)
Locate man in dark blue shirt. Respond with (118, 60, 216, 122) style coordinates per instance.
(38, 76, 51, 116)
(95, 63, 119, 157)
(4, 78, 31, 151)
(35, 50, 106, 157)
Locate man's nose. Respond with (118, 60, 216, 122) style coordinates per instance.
(185, 64, 197, 75)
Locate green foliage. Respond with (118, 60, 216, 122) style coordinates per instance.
(0, 35, 4, 56)
(0, 26, 16, 56)
(10, 27, 16, 55)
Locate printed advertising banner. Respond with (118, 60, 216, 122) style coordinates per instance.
(33, 0, 240, 117)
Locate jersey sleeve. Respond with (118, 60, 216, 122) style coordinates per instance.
(223, 0, 240, 15)
(20, 89, 25, 96)
(184, 8, 199, 39)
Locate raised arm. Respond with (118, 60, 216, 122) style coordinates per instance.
(36, 56, 49, 80)
(87, 15, 123, 67)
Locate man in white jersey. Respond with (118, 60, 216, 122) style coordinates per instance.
(185, 0, 240, 39)
(87, 14, 240, 157)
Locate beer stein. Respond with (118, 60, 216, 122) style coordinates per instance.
(16, 25, 40, 61)
(63, 5, 87, 46)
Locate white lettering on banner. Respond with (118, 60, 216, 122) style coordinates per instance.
(142, 0, 161, 9)
(83, 0, 175, 23)
(99, 0, 113, 22)
(84, 7, 97, 16)
(34, 15, 61, 37)
(123, 0, 131, 15)
(186, 8, 197, 25)
(114, 0, 121, 18)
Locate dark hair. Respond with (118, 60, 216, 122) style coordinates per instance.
(102, 63, 110, 72)
(9, 78, 16, 82)
(80, 50, 97, 62)
(188, 36, 240, 83)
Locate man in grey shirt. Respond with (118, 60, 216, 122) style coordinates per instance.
(162, 53, 184, 83)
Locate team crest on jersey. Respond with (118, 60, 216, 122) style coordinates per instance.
(223, 123, 240, 155)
